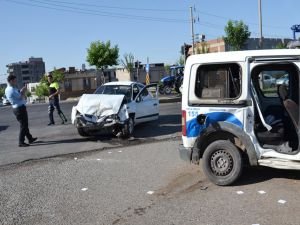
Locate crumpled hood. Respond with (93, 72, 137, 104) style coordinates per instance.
(75, 94, 125, 117)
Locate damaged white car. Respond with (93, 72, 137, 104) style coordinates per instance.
(71, 81, 159, 137)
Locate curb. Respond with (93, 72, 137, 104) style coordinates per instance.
(159, 96, 181, 103)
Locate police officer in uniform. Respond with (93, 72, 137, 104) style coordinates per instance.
(47, 74, 67, 125)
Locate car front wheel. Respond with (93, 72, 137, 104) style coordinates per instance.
(77, 128, 89, 137)
(122, 117, 134, 138)
(202, 140, 243, 186)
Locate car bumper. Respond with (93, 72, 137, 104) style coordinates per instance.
(178, 144, 192, 162)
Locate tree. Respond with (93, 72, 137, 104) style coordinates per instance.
(120, 53, 134, 73)
(223, 20, 251, 51)
(177, 56, 185, 66)
(276, 42, 287, 49)
(0, 87, 5, 99)
(86, 40, 119, 83)
(40, 70, 64, 85)
(35, 83, 49, 97)
(35, 69, 65, 98)
(164, 64, 171, 74)
(25, 91, 32, 98)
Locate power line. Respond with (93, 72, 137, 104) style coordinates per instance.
(4, 0, 291, 39)
(32, 0, 186, 12)
(5, 0, 189, 23)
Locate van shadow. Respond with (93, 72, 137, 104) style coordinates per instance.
(133, 114, 181, 138)
(234, 166, 300, 186)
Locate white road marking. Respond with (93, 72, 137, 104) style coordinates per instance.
(97, 158, 101, 161)
(258, 190, 266, 194)
(236, 191, 244, 195)
(74, 157, 78, 160)
(118, 150, 122, 153)
(81, 188, 88, 191)
(147, 191, 154, 195)
(108, 152, 112, 154)
(278, 199, 286, 204)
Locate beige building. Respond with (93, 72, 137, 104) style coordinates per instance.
(58, 64, 165, 100)
(193, 37, 293, 54)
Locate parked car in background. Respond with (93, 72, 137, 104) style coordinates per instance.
(2, 96, 11, 105)
(261, 74, 276, 88)
(276, 74, 289, 86)
(71, 81, 159, 138)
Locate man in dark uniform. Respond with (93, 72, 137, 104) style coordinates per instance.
(5, 75, 37, 147)
(47, 74, 67, 125)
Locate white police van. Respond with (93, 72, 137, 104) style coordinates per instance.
(179, 49, 300, 185)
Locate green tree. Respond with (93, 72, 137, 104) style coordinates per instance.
(120, 53, 134, 73)
(276, 42, 287, 49)
(25, 91, 32, 98)
(35, 83, 49, 97)
(86, 40, 119, 83)
(177, 56, 185, 66)
(40, 70, 64, 85)
(223, 20, 251, 51)
(164, 64, 171, 74)
(0, 87, 5, 99)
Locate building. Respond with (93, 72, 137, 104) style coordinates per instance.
(51, 64, 166, 100)
(6, 57, 45, 88)
(193, 37, 293, 54)
(115, 63, 165, 84)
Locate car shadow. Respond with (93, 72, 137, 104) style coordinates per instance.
(0, 125, 9, 133)
(29, 134, 131, 147)
(134, 114, 181, 138)
(234, 166, 300, 186)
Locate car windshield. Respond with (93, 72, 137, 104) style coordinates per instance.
(94, 85, 132, 101)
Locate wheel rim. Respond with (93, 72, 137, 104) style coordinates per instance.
(164, 86, 171, 94)
(210, 149, 233, 176)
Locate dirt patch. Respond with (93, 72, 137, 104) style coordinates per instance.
(155, 165, 211, 198)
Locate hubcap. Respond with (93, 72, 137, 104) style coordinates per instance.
(210, 150, 233, 176)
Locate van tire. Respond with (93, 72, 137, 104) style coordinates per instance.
(202, 140, 243, 186)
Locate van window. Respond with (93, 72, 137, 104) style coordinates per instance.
(257, 71, 289, 97)
(195, 63, 241, 99)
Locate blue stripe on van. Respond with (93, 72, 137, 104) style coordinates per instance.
(186, 112, 243, 138)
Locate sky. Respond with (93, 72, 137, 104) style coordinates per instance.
(0, 0, 299, 83)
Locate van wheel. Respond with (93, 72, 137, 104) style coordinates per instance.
(77, 128, 89, 137)
(202, 140, 243, 186)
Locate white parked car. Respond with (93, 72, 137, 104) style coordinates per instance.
(260, 74, 276, 88)
(2, 96, 11, 105)
(71, 81, 159, 137)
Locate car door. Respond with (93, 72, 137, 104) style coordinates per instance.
(134, 84, 159, 124)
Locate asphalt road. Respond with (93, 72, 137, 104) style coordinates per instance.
(1, 140, 300, 225)
(0, 101, 181, 166)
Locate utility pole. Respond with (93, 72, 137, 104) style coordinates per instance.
(136, 60, 139, 82)
(190, 6, 195, 55)
(258, 0, 263, 49)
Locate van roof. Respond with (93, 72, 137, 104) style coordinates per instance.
(186, 49, 300, 64)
